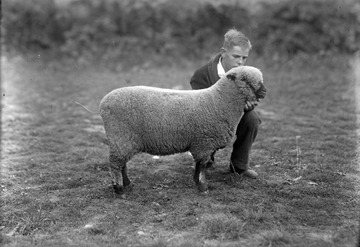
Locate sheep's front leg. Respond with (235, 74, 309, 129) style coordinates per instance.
(193, 161, 208, 193)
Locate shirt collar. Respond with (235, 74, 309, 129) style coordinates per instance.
(217, 57, 226, 78)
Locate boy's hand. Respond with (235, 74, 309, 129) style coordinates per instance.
(244, 100, 259, 112)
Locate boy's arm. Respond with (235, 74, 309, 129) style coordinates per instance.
(189, 70, 211, 90)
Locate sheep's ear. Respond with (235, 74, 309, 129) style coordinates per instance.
(226, 73, 236, 81)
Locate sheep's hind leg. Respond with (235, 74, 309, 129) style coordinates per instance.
(193, 160, 209, 194)
(121, 164, 131, 188)
(205, 151, 216, 169)
(109, 152, 132, 196)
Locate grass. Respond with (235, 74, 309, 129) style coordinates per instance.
(1, 53, 359, 247)
(6, 202, 55, 236)
(200, 213, 246, 241)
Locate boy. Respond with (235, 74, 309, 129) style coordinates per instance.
(189, 29, 260, 178)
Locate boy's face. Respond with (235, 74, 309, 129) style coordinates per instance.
(221, 45, 250, 72)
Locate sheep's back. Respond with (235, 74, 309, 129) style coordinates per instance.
(101, 86, 204, 122)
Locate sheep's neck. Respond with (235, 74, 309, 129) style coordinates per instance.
(211, 80, 246, 121)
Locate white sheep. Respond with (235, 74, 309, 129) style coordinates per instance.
(99, 66, 267, 195)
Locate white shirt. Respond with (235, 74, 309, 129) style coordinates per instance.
(217, 57, 226, 78)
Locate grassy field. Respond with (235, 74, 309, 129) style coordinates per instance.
(1, 53, 359, 247)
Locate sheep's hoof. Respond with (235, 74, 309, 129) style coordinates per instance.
(124, 183, 134, 192)
(113, 184, 124, 195)
(197, 183, 208, 193)
(201, 190, 209, 195)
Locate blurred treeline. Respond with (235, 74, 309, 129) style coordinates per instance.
(2, 0, 360, 67)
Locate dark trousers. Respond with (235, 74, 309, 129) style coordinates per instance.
(231, 110, 261, 170)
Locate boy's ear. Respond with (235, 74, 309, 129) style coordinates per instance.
(220, 47, 226, 57)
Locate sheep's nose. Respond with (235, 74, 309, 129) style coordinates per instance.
(256, 83, 267, 99)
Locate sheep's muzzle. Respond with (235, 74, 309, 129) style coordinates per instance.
(255, 83, 267, 99)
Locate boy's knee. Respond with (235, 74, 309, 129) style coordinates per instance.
(241, 111, 261, 129)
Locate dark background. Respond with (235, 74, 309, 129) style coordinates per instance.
(2, 0, 360, 69)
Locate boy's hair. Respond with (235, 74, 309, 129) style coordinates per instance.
(223, 29, 252, 50)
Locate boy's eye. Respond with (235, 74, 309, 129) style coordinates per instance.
(233, 55, 247, 59)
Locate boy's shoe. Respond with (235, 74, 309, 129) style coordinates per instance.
(242, 169, 258, 179)
(229, 163, 258, 179)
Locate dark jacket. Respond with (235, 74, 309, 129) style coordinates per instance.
(190, 53, 222, 90)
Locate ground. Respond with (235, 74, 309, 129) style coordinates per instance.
(1, 53, 359, 247)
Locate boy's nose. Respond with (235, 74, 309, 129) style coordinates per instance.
(237, 59, 244, 65)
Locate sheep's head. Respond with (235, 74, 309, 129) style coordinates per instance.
(226, 66, 267, 101)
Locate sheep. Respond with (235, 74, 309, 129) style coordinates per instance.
(99, 65, 267, 195)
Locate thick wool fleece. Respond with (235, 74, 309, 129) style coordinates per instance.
(99, 66, 265, 163)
